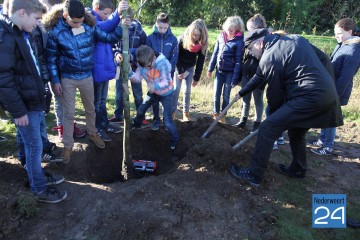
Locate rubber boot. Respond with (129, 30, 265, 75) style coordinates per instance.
(234, 117, 247, 129)
(183, 112, 191, 122)
(52, 125, 63, 141)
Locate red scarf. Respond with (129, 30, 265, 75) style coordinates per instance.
(189, 43, 202, 53)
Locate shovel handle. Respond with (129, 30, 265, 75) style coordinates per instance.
(201, 95, 240, 139)
(232, 129, 259, 150)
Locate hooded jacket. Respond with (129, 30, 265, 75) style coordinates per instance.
(330, 36, 360, 105)
(0, 15, 45, 118)
(208, 31, 244, 85)
(42, 5, 122, 84)
(89, 8, 120, 83)
(146, 26, 178, 75)
(129, 54, 174, 96)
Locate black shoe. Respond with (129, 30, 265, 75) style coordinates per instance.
(230, 165, 262, 187)
(43, 142, 57, 153)
(42, 152, 63, 163)
(45, 172, 65, 186)
(251, 121, 261, 132)
(277, 164, 306, 178)
(37, 186, 67, 204)
(233, 117, 247, 129)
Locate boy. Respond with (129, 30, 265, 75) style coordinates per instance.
(112, 7, 147, 123)
(146, 13, 178, 130)
(130, 45, 179, 150)
(90, 0, 123, 142)
(0, 0, 67, 203)
(44, 0, 128, 163)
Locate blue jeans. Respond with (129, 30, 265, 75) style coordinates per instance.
(114, 76, 143, 119)
(134, 92, 179, 146)
(319, 127, 336, 149)
(17, 112, 50, 166)
(94, 81, 109, 130)
(240, 75, 264, 122)
(172, 67, 194, 113)
(16, 111, 46, 194)
(213, 71, 233, 114)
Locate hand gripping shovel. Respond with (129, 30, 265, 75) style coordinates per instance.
(201, 95, 241, 139)
(232, 129, 258, 150)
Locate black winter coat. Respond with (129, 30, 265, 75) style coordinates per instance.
(241, 34, 343, 129)
(0, 15, 45, 118)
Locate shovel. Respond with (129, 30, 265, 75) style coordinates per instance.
(201, 95, 241, 139)
(232, 129, 258, 150)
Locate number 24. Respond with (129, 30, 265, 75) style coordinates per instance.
(314, 206, 345, 224)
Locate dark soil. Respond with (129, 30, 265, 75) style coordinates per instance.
(0, 117, 359, 239)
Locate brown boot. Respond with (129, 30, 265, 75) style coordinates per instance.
(213, 113, 219, 120)
(88, 133, 105, 149)
(61, 148, 72, 164)
(183, 112, 191, 121)
(219, 115, 226, 124)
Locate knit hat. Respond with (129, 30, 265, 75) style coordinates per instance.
(244, 29, 269, 48)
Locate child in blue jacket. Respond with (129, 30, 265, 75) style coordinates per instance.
(146, 13, 178, 130)
(90, 0, 124, 142)
(207, 16, 245, 123)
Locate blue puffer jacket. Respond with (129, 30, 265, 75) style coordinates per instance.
(330, 36, 360, 106)
(208, 31, 244, 85)
(90, 9, 120, 83)
(146, 26, 178, 75)
(42, 6, 122, 84)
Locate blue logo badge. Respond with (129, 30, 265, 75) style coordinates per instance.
(312, 194, 346, 228)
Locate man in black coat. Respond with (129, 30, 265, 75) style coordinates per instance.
(230, 29, 343, 187)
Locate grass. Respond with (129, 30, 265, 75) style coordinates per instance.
(0, 27, 359, 238)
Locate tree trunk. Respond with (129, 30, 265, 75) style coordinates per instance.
(120, 8, 133, 180)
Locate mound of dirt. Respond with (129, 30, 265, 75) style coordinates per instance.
(1, 118, 359, 239)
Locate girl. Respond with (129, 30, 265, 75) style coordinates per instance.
(207, 16, 244, 123)
(311, 18, 360, 155)
(172, 19, 209, 121)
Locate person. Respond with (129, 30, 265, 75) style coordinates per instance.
(130, 45, 179, 150)
(89, 0, 123, 142)
(234, 14, 266, 132)
(1, 0, 61, 163)
(310, 18, 360, 155)
(172, 19, 208, 121)
(44, 0, 128, 163)
(146, 12, 178, 130)
(40, 0, 86, 141)
(111, 7, 147, 123)
(230, 29, 343, 187)
(207, 16, 244, 123)
(0, 0, 67, 203)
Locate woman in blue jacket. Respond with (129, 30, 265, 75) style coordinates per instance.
(311, 18, 360, 155)
(207, 16, 244, 123)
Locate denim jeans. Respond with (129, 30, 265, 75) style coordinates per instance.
(16, 111, 46, 194)
(94, 81, 109, 130)
(134, 92, 179, 146)
(17, 112, 50, 166)
(319, 127, 336, 149)
(172, 67, 194, 113)
(240, 75, 264, 122)
(249, 103, 310, 178)
(114, 76, 143, 119)
(213, 71, 233, 114)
